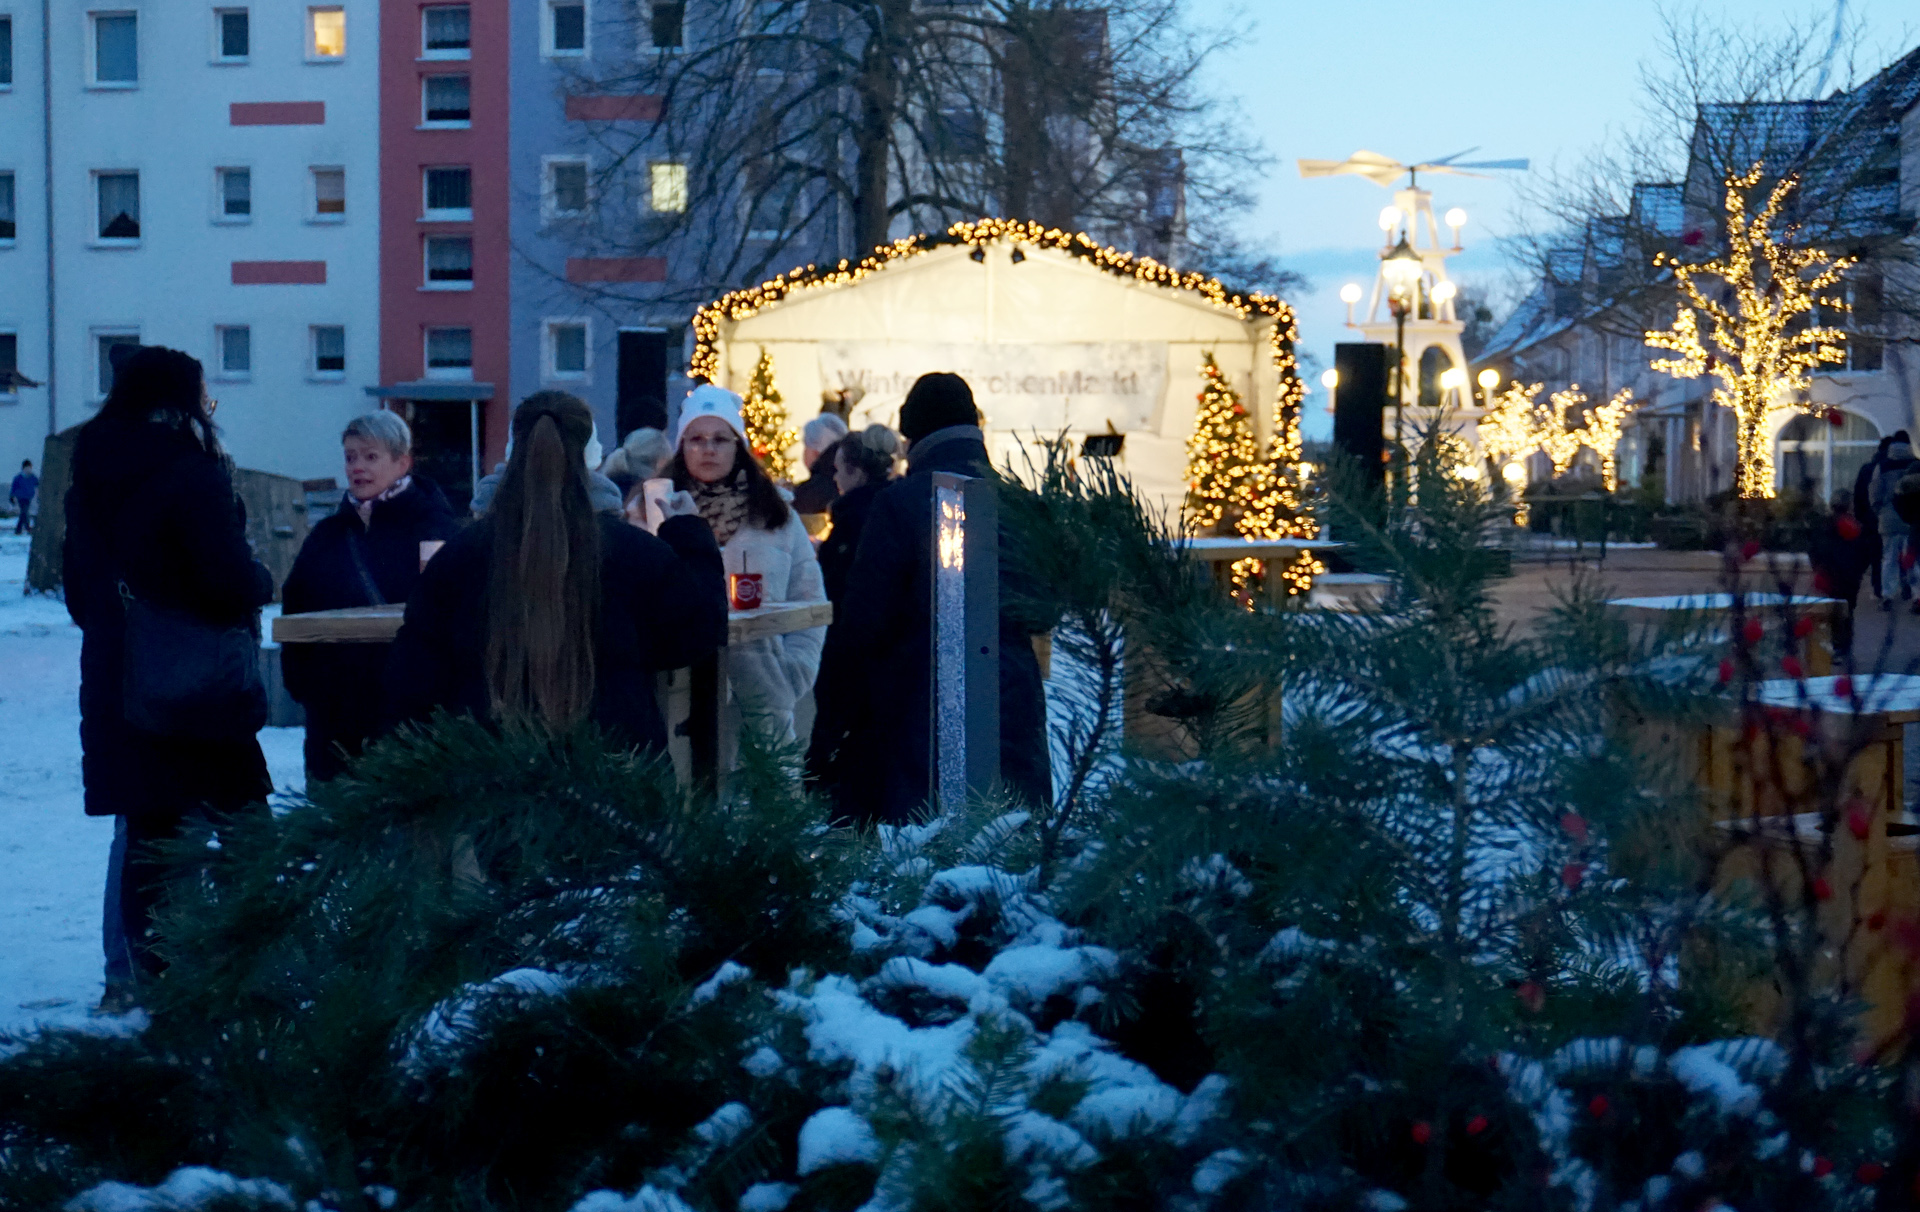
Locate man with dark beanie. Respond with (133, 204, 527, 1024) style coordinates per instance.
(822, 372, 1051, 823)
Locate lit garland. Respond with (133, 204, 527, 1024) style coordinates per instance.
(690, 217, 1319, 593)
(742, 346, 798, 480)
(1644, 164, 1854, 499)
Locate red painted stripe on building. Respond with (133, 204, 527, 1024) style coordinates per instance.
(232, 261, 327, 285)
(230, 101, 327, 126)
(564, 94, 662, 122)
(566, 257, 668, 283)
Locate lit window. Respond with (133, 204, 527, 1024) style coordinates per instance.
(215, 9, 248, 60)
(0, 173, 15, 240)
(425, 328, 473, 379)
(423, 74, 470, 123)
(91, 12, 138, 85)
(548, 0, 585, 53)
(218, 167, 251, 219)
(308, 7, 344, 58)
(423, 167, 472, 218)
(547, 160, 589, 216)
(217, 326, 251, 377)
(549, 323, 587, 377)
(312, 326, 346, 375)
(649, 162, 687, 213)
(313, 168, 345, 217)
(425, 235, 473, 286)
(649, 2, 682, 49)
(97, 333, 139, 396)
(1, 15, 15, 84)
(95, 172, 140, 240)
(422, 5, 470, 55)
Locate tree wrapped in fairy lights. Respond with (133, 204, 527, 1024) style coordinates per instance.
(1479, 381, 1640, 492)
(1184, 351, 1262, 534)
(1645, 164, 1853, 499)
(742, 347, 798, 480)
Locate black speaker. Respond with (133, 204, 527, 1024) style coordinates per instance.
(1333, 343, 1388, 493)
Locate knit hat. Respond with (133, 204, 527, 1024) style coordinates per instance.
(898, 372, 978, 443)
(675, 384, 748, 448)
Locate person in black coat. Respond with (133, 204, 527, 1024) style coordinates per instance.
(64, 345, 275, 984)
(827, 374, 1051, 825)
(281, 412, 461, 782)
(387, 391, 726, 751)
(1853, 434, 1893, 600)
(805, 424, 901, 799)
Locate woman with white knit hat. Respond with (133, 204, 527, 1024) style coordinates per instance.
(662, 384, 826, 746)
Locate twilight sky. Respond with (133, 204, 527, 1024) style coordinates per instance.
(1185, 0, 1915, 436)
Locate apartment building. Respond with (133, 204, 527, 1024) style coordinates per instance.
(0, 1, 50, 475)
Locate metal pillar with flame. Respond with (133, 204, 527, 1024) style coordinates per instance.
(931, 471, 1000, 812)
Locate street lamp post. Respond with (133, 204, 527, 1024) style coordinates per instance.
(1380, 234, 1423, 465)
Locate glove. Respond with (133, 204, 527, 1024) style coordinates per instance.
(658, 489, 700, 519)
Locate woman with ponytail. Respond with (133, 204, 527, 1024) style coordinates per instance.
(388, 391, 725, 746)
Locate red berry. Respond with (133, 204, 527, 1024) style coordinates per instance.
(1837, 515, 1862, 540)
(1813, 570, 1833, 593)
(1742, 617, 1765, 645)
(1560, 812, 1589, 844)
(1782, 655, 1804, 679)
(1410, 1121, 1432, 1144)
(1742, 539, 1763, 561)
(1516, 981, 1545, 1012)
(1858, 1162, 1885, 1184)
(1466, 1115, 1489, 1136)
(1793, 615, 1815, 638)
(1561, 862, 1586, 890)
(1718, 658, 1736, 684)
(1588, 1095, 1609, 1117)
(1869, 910, 1888, 931)
(1903, 547, 1916, 571)
(1812, 876, 1834, 901)
(1813, 1156, 1834, 1177)
(1829, 410, 1846, 427)
(1848, 805, 1873, 840)
(1835, 676, 1854, 698)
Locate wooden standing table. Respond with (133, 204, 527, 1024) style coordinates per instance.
(1606, 592, 1843, 676)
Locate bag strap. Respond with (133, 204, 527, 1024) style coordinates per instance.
(345, 528, 388, 606)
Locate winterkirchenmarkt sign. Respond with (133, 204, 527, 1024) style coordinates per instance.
(817, 340, 1168, 434)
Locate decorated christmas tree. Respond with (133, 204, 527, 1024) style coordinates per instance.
(742, 346, 799, 480)
(1184, 352, 1262, 535)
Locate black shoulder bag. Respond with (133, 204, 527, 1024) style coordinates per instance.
(120, 581, 268, 740)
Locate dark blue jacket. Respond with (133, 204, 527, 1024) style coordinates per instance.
(9, 471, 35, 503)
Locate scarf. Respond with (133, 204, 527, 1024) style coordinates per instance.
(351, 476, 412, 527)
(691, 469, 752, 547)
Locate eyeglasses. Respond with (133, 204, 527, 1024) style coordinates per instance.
(683, 435, 734, 450)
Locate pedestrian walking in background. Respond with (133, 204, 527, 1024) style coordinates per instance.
(1853, 434, 1892, 602)
(388, 391, 725, 749)
(9, 459, 37, 534)
(829, 372, 1051, 825)
(805, 423, 901, 800)
(599, 427, 673, 499)
(281, 413, 459, 782)
(63, 346, 275, 995)
(663, 385, 826, 745)
(1871, 431, 1915, 607)
(1810, 491, 1874, 654)
(790, 413, 850, 516)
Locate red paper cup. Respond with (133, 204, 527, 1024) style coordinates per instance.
(728, 572, 764, 611)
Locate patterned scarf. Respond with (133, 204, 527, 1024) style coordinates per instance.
(691, 469, 752, 547)
(350, 475, 412, 527)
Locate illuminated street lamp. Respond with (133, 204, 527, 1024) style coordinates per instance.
(1381, 235, 1423, 449)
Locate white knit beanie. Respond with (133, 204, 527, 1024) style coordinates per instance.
(675, 384, 748, 449)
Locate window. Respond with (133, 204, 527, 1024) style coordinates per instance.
(95, 172, 140, 240)
(0, 173, 14, 241)
(423, 166, 472, 218)
(91, 12, 138, 85)
(307, 7, 344, 58)
(423, 74, 470, 124)
(96, 332, 139, 397)
(425, 235, 473, 286)
(218, 167, 251, 219)
(1777, 411, 1880, 500)
(311, 325, 345, 376)
(0, 333, 16, 397)
(425, 327, 473, 379)
(546, 0, 585, 54)
(649, 1, 682, 48)
(312, 167, 345, 218)
(216, 325, 250, 377)
(649, 161, 687, 213)
(546, 159, 588, 217)
(422, 5, 469, 56)
(547, 322, 587, 378)
(1, 15, 13, 85)
(214, 9, 248, 60)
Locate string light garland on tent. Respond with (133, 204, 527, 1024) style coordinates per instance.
(690, 217, 1320, 594)
(1644, 163, 1853, 499)
(742, 347, 798, 480)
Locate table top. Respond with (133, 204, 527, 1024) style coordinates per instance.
(1754, 674, 1920, 723)
(274, 599, 834, 645)
(1180, 537, 1345, 561)
(1608, 592, 1842, 612)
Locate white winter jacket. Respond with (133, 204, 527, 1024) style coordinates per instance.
(722, 509, 827, 740)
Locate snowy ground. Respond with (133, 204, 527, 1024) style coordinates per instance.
(0, 535, 304, 1036)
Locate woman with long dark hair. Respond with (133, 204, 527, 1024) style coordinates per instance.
(388, 391, 725, 745)
(65, 345, 276, 992)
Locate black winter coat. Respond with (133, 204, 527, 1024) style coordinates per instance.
(804, 478, 887, 795)
(827, 426, 1050, 824)
(65, 416, 275, 818)
(281, 479, 461, 780)
(386, 513, 727, 751)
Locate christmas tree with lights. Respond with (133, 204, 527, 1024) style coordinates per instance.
(742, 346, 799, 480)
(1185, 352, 1262, 535)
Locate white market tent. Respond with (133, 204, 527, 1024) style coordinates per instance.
(691, 219, 1308, 520)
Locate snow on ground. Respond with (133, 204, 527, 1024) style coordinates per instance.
(0, 535, 303, 1036)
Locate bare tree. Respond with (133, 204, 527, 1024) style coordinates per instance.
(548, 0, 1267, 309)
